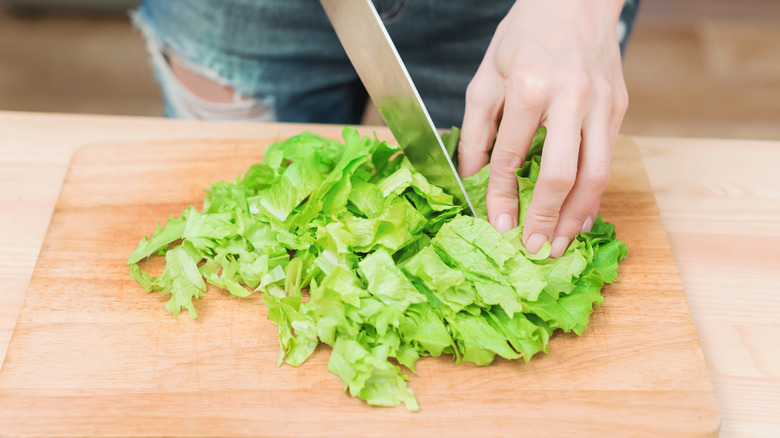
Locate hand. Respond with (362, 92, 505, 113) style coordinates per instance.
(458, 0, 628, 258)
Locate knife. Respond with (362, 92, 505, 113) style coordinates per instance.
(319, 0, 477, 216)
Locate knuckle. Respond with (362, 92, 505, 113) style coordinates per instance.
(486, 190, 518, 206)
(586, 157, 612, 188)
(557, 213, 588, 234)
(539, 161, 577, 191)
(490, 149, 524, 174)
(592, 79, 613, 102)
(613, 87, 629, 114)
(525, 207, 560, 228)
(488, 167, 521, 197)
(566, 72, 592, 100)
(464, 80, 482, 105)
(532, 209, 560, 222)
(465, 78, 495, 109)
(509, 74, 550, 107)
(586, 166, 611, 191)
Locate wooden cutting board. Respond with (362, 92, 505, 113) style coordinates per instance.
(0, 128, 719, 437)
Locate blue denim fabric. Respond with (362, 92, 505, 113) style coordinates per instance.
(134, 0, 639, 128)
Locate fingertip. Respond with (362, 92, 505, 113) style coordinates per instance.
(524, 232, 547, 254)
(520, 203, 560, 257)
(550, 235, 571, 258)
(492, 212, 516, 233)
(485, 159, 521, 234)
(580, 215, 594, 233)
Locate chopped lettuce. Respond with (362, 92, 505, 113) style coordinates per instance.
(128, 126, 627, 411)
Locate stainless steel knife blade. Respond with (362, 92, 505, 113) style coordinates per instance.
(319, 0, 477, 216)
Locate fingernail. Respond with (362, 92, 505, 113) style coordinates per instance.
(495, 213, 515, 233)
(525, 233, 547, 254)
(551, 236, 571, 258)
(580, 216, 594, 233)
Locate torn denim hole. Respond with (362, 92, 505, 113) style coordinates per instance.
(131, 10, 276, 121)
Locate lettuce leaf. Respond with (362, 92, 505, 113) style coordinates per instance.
(128, 126, 627, 411)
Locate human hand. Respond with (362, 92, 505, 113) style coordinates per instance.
(458, 0, 628, 258)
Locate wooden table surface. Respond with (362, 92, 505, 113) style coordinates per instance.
(1, 111, 778, 437)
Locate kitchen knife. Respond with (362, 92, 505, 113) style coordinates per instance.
(319, 0, 477, 216)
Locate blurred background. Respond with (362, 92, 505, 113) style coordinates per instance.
(1, 0, 779, 140)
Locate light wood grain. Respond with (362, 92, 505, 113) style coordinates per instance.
(634, 136, 780, 438)
(0, 111, 347, 363)
(0, 116, 718, 436)
(3, 111, 778, 436)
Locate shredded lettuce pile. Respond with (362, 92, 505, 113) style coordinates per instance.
(128, 126, 627, 411)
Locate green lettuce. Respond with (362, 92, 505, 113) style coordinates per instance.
(129, 126, 627, 411)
